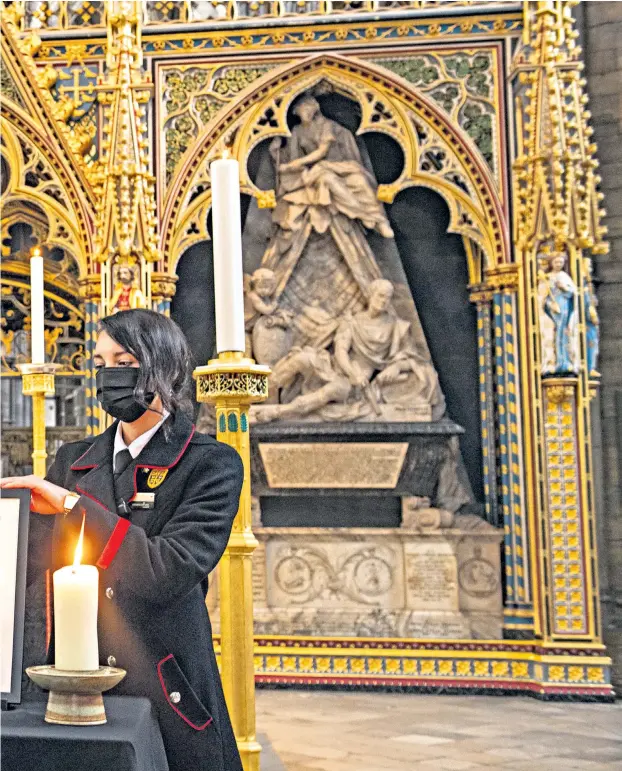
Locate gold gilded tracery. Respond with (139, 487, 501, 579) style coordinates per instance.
(161, 53, 509, 285)
(1, 13, 94, 380)
(0, 13, 95, 272)
(1, 117, 90, 273)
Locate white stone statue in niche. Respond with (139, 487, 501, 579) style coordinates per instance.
(247, 87, 445, 423)
(538, 252, 579, 376)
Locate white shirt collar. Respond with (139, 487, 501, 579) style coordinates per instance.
(113, 410, 170, 461)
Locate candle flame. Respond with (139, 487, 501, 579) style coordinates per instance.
(222, 146, 231, 160)
(30, 246, 42, 258)
(73, 514, 86, 569)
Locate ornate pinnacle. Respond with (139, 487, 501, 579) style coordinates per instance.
(94, 1, 159, 266)
(515, 1, 609, 257)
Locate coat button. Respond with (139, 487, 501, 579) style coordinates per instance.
(107, 655, 117, 667)
(169, 691, 181, 704)
(105, 587, 114, 599)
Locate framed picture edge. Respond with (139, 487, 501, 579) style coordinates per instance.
(1, 488, 31, 708)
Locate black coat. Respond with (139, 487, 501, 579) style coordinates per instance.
(28, 411, 244, 771)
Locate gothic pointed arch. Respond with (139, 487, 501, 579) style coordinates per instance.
(0, 15, 95, 275)
(161, 53, 510, 283)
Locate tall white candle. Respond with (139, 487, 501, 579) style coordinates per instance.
(210, 154, 246, 353)
(53, 517, 99, 671)
(30, 247, 45, 364)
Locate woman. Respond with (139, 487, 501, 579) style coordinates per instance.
(542, 252, 580, 375)
(0, 309, 244, 771)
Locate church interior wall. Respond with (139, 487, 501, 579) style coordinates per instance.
(0, 2, 617, 698)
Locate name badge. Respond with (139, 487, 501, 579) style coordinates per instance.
(131, 492, 155, 510)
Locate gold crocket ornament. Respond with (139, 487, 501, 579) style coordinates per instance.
(147, 469, 168, 489)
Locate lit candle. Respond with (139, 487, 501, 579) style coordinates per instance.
(30, 246, 45, 364)
(210, 151, 246, 353)
(53, 516, 99, 671)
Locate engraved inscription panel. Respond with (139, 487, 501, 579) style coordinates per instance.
(259, 442, 408, 489)
(405, 540, 459, 612)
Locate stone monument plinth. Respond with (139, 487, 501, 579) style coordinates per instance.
(250, 421, 476, 527)
(208, 518, 502, 639)
(204, 422, 502, 640)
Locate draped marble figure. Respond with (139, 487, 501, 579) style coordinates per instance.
(251, 91, 444, 423)
(263, 96, 394, 350)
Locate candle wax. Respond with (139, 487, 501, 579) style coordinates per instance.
(30, 254, 45, 364)
(210, 157, 246, 353)
(53, 564, 99, 671)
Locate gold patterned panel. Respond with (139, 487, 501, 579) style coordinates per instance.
(197, 370, 269, 401)
(369, 45, 501, 186)
(543, 383, 587, 636)
(0, 15, 95, 277)
(158, 59, 283, 190)
(1, 274, 85, 377)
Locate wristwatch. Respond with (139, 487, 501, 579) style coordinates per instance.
(63, 492, 81, 515)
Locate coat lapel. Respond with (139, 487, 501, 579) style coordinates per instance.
(71, 412, 196, 513)
(71, 422, 117, 512)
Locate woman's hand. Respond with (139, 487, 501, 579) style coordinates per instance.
(0, 475, 70, 514)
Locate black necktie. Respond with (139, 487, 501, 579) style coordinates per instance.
(114, 448, 133, 478)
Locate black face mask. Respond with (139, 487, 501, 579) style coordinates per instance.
(95, 367, 154, 423)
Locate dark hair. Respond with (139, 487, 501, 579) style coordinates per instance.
(98, 309, 194, 425)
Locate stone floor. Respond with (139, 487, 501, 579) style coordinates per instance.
(256, 690, 622, 770)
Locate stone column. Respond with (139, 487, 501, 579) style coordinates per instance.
(469, 286, 499, 527)
(487, 268, 534, 638)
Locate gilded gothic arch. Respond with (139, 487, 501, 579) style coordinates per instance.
(161, 53, 510, 283)
(0, 16, 95, 275)
(0, 113, 92, 274)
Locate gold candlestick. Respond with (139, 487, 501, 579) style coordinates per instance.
(194, 351, 270, 771)
(19, 363, 59, 477)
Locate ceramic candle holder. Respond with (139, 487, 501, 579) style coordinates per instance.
(26, 665, 126, 725)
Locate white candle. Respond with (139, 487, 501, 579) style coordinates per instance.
(53, 517, 99, 671)
(210, 154, 246, 353)
(30, 247, 45, 364)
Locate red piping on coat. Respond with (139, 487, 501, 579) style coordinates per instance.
(96, 518, 131, 570)
(75, 425, 196, 567)
(71, 445, 98, 471)
(71, 461, 98, 471)
(75, 485, 109, 511)
(156, 654, 213, 731)
(127, 426, 195, 502)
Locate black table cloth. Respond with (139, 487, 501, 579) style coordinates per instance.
(1, 696, 169, 771)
